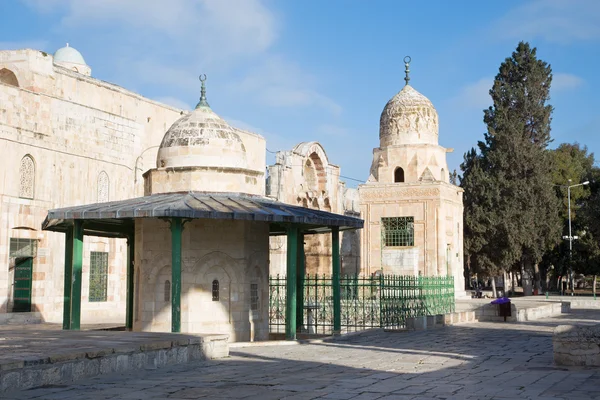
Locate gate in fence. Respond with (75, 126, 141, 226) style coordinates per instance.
(269, 274, 454, 335)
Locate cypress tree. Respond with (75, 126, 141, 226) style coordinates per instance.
(462, 42, 561, 295)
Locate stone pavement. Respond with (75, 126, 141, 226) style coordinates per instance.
(4, 308, 600, 400)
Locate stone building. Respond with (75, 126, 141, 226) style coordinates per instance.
(359, 59, 465, 295)
(42, 79, 363, 341)
(267, 142, 361, 276)
(0, 45, 183, 322)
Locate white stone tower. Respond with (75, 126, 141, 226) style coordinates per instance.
(359, 57, 466, 296)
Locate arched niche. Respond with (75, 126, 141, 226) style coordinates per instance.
(0, 68, 19, 87)
(19, 155, 35, 199)
(394, 167, 405, 183)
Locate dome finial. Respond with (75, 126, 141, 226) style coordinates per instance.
(196, 74, 210, 109)
(403, 56, 411, 86)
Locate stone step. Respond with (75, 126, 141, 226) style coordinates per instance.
(0, 312, 42, 325)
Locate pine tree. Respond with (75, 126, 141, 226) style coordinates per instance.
(461, 42, 561, 295)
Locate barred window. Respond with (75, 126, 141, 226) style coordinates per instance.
(89, 252, 108, 302)
(9, 238, 37, 258)
(212, 280, 219, 301)
(382, 217, 414, 247)
(164, 280, 170, 303)
(97, 171, 109, 203)
(19, 155, 35, 199)
(250, 283, 258, 311)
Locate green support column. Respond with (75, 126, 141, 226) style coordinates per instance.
(70, 220, 84, 330)
(285, 225, 299, 340)
(332, 226, 341, 334)
(62, 227, 73, 330)
(296, 231, 305, 331)
(170, 218, 183, 333)
(125, 234, 135, 331)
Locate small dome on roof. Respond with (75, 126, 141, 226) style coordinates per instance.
(156, 76, 247, 169)
(53, 43, 87, 66)
(379, 57, 439, 147)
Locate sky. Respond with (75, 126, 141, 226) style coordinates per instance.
(1, 0, 599, 187)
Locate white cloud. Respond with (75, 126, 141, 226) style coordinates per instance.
(23, 0, 336, 116)
(492, 0, 600, 44)
(553, 73, 584, 92)
(450, 78, 493, 110)
(234, 55, 342, 115)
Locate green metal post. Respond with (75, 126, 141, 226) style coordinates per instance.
(171, 218, 183, 333)
(332, 226, 341, 334)
(70, 220, 84, 330)
(285, 225, 298, 340)
(126, 234, 135, 330)
(62, 227, 73, 330)
(296, 231, 305, 331)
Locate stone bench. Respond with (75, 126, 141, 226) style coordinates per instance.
(553, 324, 600, 366)
(405, 311, 476, 331)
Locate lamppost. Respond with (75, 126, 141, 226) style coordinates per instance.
(562, 180, 589, 296)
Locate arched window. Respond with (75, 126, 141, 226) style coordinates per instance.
(441, 168, 446, 183)
(303, 159, 317, 190)
(394, 167, 405, 183)
(0, 68, 19, 87)
(212, 279, 219, 301)
(19, 155, 35, 199)
(97, 171, 109, 202)
(164, 280, 171, 302)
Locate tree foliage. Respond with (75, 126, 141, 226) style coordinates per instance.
(461, 42, 561, 281)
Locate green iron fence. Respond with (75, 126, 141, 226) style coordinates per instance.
(269, 274, 454, 334)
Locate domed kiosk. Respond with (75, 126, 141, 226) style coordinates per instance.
(53, 44, 91, 76)
(359, 57, 466, 297)
(42, 76, 363, 342)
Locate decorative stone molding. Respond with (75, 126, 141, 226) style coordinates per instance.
(360, 187, 440, 201)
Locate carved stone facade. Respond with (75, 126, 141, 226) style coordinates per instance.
(267, 142, 361, 276)
(360, 80, 466, 297)
(0, 47, 183, 321)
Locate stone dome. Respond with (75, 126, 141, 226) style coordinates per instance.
(156, 80, 247, 170)
(53, 44, 87, 66)
(379, 84, 439, 147)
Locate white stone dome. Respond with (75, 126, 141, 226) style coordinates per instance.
(53, 44, 87, 65)
(156, 81, 247, 169)
(379, 84, 439, 147)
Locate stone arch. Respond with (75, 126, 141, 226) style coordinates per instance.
(97, 171, 109, 202)
(0, 68, 19, 87)
(19, 155, 35, 199)
(394, 167, 405, 183)
(151, 265, 172, 331)
(308, 152, 326, 192)
(303, 158, 317, 190)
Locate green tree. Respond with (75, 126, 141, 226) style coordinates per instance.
(461, 42, 561, 295)
(546, 143, 595, 289)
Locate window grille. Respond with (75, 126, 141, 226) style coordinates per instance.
(382, 217, 414, 247)
(9, 238, 37, 258)
(250, 283, 259, 311)
(212, 280, 219, 301)
(19, 155, 35, 199)
(89, 252, 108, 302)
(97, 171, 109, 202)
(164, 280, 170, 303)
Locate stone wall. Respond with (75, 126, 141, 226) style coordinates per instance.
(267, 142, 361, 276)
(554, 324, 600, 366)
(0, 49, 183, 322)
(359, 182, 465, 295)
(134, 218, 270, 342)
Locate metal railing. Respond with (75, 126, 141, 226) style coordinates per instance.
(269, 274, 455, 334)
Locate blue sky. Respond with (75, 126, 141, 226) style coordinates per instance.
(1, 0, 599, 187)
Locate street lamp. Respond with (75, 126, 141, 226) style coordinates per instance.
(562, 180, 589, 296)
